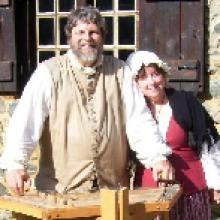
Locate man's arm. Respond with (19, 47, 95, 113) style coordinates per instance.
(0, 64, 51, 195)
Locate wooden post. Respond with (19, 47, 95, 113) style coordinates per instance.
(118, 188, 130, 220)
(100, 189, 119, 220)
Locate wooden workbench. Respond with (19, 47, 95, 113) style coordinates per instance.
(0, 184, 182, 220)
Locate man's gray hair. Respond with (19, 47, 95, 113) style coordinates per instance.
(65, 6, 106, 43)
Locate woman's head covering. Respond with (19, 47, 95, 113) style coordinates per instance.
(126, 51, 171, 76)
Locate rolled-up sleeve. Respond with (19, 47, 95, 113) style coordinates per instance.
(122, 64, 171, 168)
(0, 64, 52, 170)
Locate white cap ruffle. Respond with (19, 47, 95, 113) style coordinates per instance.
(126, 51, 171, 76)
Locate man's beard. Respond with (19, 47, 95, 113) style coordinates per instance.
(71, 45, 103, 67)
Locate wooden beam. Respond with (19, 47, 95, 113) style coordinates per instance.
(100, 189, 119, 220)
(118, 188, 130, 220)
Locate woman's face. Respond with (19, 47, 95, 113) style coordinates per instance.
(137, 66, 166, 101)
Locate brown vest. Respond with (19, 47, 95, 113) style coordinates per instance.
(35, 54, 129, 193)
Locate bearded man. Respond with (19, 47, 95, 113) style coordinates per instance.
(1, 6, 171, 195)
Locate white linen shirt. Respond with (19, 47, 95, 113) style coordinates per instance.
(0, 50, 171, 170)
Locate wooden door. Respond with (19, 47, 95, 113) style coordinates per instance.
(138, 0, 204, 93)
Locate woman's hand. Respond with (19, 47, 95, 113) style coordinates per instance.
(152, 159, 175, 185)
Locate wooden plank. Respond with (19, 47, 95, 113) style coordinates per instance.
(0, 6, 17, 92)
(0, 198, 43, 219)
(181, 1, 203, 59)
(0, 61, 13, 81)
(42, 206, 100, 219)
(180, 0, 204, 92)
(100, 189, 118, 220)
(166, 59, 199, 81)
(139, 1, 180, 58)
(0, 8, 16, 60)
(0, 193, 101, 219)
(129, 186, 182, 210)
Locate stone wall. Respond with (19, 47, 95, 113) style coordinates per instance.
(204, 0, 220, 132)
(0, 97, 18, 155)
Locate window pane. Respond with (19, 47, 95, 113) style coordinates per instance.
(119, 0, 134, 10)
(103, 50, 113, 56)
(39, 0, 54, 12)
(59, 0, 75, 12)
(60, 50, 68, 55)
(85, 0, 94, 6)
(119, 50, 134, 61)
(105, 17, 113, 45)
(59, 17, 68, 45)
(96, 0, 113, 11)
(39, 18, 55, 45)
(119, 17, 134, 45)
(39, 51, 55, 62)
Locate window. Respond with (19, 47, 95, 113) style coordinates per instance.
(0, 0, 138, 93)
(36, 0, 138, 62)
(92, 0, 138, 60)
(36, 0, 70, 63)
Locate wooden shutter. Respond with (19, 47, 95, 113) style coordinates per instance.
(138, 0, 204, 93)
(0, 0, 36, 94)
(0, 2, 17, 92)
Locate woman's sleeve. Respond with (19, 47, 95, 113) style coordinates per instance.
(122, 64, 172, 168)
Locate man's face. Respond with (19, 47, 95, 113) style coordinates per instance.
(70, 21, 104, 67)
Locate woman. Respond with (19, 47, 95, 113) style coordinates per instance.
(126, 51, 220, 220)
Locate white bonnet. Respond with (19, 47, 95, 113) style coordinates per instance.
(126, 51, 171, 76)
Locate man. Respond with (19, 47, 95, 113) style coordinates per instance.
(0, 6, 172, 195)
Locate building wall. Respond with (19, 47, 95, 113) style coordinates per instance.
(0, 97, 18, 155)
(204, 0, 220, 131)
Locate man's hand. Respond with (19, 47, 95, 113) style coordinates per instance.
(5, 169, 31, 196)
(152, 159, 175, 184)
